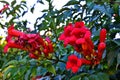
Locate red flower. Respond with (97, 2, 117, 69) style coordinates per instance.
(4, 41, 27, 53)
(74, 21, 85, 28)
(62, 35, 77, 47)
(59, 33, 66, 41)
(59, 21, 107, 70)
(98, 42, 106, 53)
(4, 24, 54, 59)
(3, 45, 9, 53)
(76, 38, 85, 44)
(100, 28, 106, 42)
(71, 28, 82, 35)
(76, 38, 89, 52)
(6, 35, 12, 42)
(8, 24, 25, 37)
(81, 58, 92, 65)
(66, 55, 92, 73)
(59, 24, 74, 47)
(66, 55, 82, 73)
(68, 35, 77, 45)
(29, 53, 39, 59)
(97, 42, 106, 60)
(71, 27, 88, 38)
(64, 24, 73, 36)
(0, 4, 9, 13)
(74, 45, 82, 52)
(42, 37, 54, 56)
(84, 31, 91, 40)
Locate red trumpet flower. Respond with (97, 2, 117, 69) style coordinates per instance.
(66, 55, 82, 73)
(4, 24, 54, 59)
(59, 21, 107, 73)
(0, 4, 9, 13)
(100, 28, 107, 42)
(4, 40, 27, 53)
(66, 54, 92, 73)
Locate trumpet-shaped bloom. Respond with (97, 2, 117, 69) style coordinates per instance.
(100, 28, 107, 42)
(66, 55, 92, 73)
(4, 41, 27, 53)
(66, 55, 82, 73)
(4, 24, 54, 59)
(59, 21, 107, 73)
(0, 4, 9, 13)
(97, 42, 106, 60)
(8, 24, 25, 37)
(74, 21, 85, 28)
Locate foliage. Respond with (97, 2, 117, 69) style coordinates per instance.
(0, 0, 120, 80)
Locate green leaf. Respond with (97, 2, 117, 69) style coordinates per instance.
(46, 64, 56, 75)
(30, 6, 35, 13)
(113, 4, 119, 14)
(37, 0, 44, 4)
(117, 53, 120, 69)
(70, 75, 81, 80)
(70, 73, 89, 80)
(37, 67, 46, 76)
(18, 57, 27, 64)
(88, 75, 99, 80)
(107, 50, 116, 67)
(82, 76, 89, 80)
(31, 67, 37, 77)
(9, 67, 19, 79)
(4, 60, 18, 67)
(0, 0, 9, 4)
(21, 3, 27, 9)
(21, 0, 26, 4)
(11, 0, 16, 7)
(22, 11, 28, 16)
(93, 5, 111, 17)
(57, 62, 66, 71)
(3, 66, 16, 80)
(24, 69, 31, 80)
(18, 66, 27, 77)
(58, 8, 70, 13)
(113, 39, 120, 46)
(86, 0, 93, 2)
(64, 0, 79, 6)
(97, 72, 109, 80)
(109, 29, 120, 39)
(14, 5, 21, 13)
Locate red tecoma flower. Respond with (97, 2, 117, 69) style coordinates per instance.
(29, 53, 39, 59)
(0, 4, 9, 13)
(4, 40, 27, 53)
(97, 42, 106, 60)
(8, 24, 25, 37)
(66, 55, 82, 73)
(59, 24, 73, 44)
(43, 37, 54, 56)
(4, 24, 54, 59)
(74, 21, 85, 28)
(66, 54, 92, 73)
(100, 28, 107, 42)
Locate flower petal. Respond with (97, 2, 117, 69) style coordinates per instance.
(71, 66, 79, 73)
(68, 54, 78, 61)
(66, 61, 73, 70)
(75, 21, 85, 28)
(76, 38, 85, 44)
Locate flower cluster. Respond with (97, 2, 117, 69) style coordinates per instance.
(0, 4, 9, 13)
(4, 24, 54, 59)
(59, 21, 106, 73)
